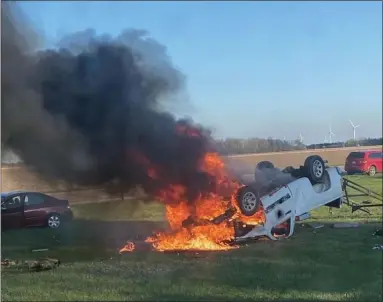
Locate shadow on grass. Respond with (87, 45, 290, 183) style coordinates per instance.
(143, 294, 341, 302)
(1, 219, 166, 262)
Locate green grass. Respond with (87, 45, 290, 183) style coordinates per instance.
(310, 174, 382, 221)
(2, 174, 382, 301)
(71, 199, 165, 222)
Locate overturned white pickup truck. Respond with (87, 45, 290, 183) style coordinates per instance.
(233, 155, 345, 241)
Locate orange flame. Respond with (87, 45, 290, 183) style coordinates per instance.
(119, 241, 135, 253)
(119, 152, 265, 254)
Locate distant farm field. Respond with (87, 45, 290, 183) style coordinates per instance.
(229, 145, 382, 168)
(1, 146, 381, 200)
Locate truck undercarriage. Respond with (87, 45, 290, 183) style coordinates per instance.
(181, 167, 383, 243)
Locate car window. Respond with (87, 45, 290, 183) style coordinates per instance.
(368, 152, 383, 159)
(24, 193, 45, 206)
(1, 195, 22, 210)
(347, 152, 365, 159)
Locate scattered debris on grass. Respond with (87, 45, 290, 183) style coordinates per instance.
(332, 222, 360, 229)
(52, 236, 61, 243)
(372, 244, 383, 251)
(308, 223, 324, 229)
(1, 258, 60, 272)
(32, 249, 49, 252)
(373, 229, 383, 236)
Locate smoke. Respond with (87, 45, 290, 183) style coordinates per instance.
(1, 3, 214, 202)
(253, 167, 295, 188)
(224, 158, 295, 188)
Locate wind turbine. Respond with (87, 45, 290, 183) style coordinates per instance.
(328, 124, 335, 144)
(299, 133, 303, 144)
(349, 120, 360, 140)
(324, 135, 328, 143)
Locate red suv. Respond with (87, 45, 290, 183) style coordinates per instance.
(1, 191, 73, 230)
(345, 150, 383, 176)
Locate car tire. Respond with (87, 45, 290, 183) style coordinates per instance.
(236, 186, 261, 216)
(47, 213, 61, 229)
(256, 161, 275, 170)
(368, 165, 376, 176)
(304, 155, 325, 184)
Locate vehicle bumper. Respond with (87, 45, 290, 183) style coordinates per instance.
(61, 210, 73, 222)
(345, 166, 367, 174)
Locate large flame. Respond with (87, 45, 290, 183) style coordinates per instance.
(120, 129, 265, 253)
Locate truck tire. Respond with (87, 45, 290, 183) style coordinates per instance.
(236, 186, 261, 216)
(304, 155, 325, 184)
(256, 161, 274, 170)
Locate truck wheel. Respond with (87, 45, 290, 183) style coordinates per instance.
(304, 155, 325, 184)
(256, 161, 274, 170)
(236, 186, 261, 216)
(368, 165, 376, 176)
(282, 166, 295, 174)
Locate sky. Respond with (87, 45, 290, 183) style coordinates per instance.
(18, 1, 382, 144)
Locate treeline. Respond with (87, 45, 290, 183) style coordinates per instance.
(215, 137, 382, 156)
(306, 137, 383, 150)
(215, 138, 306, 155)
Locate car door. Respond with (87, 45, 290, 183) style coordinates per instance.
(368, 152, 383, 173)
(377, 152, 383, 172)
(1, 194, 24, 229)
(23, 193, 47, 227)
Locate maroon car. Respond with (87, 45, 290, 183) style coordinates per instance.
(1, 191, 73, 230)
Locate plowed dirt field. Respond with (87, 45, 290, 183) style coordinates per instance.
(1, 146, 381, 203)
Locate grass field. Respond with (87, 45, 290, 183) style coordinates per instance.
(1, 174, 382, 301)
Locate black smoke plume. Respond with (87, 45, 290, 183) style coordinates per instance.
(1, 3, 215, 202)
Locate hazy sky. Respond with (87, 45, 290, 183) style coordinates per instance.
(19, 1, 382, 144)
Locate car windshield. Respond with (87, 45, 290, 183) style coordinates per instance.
(347, 152, 365, 159)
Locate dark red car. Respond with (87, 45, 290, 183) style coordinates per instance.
(1, 191, 73, 230)
(345, 150, 383, 176)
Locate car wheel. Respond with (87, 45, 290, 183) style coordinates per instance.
(47, 214, 61, 229)
(368, 165, 376, 176)
(236, 186, 261, 216)
(304, 155, 325, 184)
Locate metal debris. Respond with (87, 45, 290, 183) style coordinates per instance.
(332, 222, 360, 229)
(32, 248, 49, 252)
(308, 223, 324, 229)
(372, 244, 383, 251)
